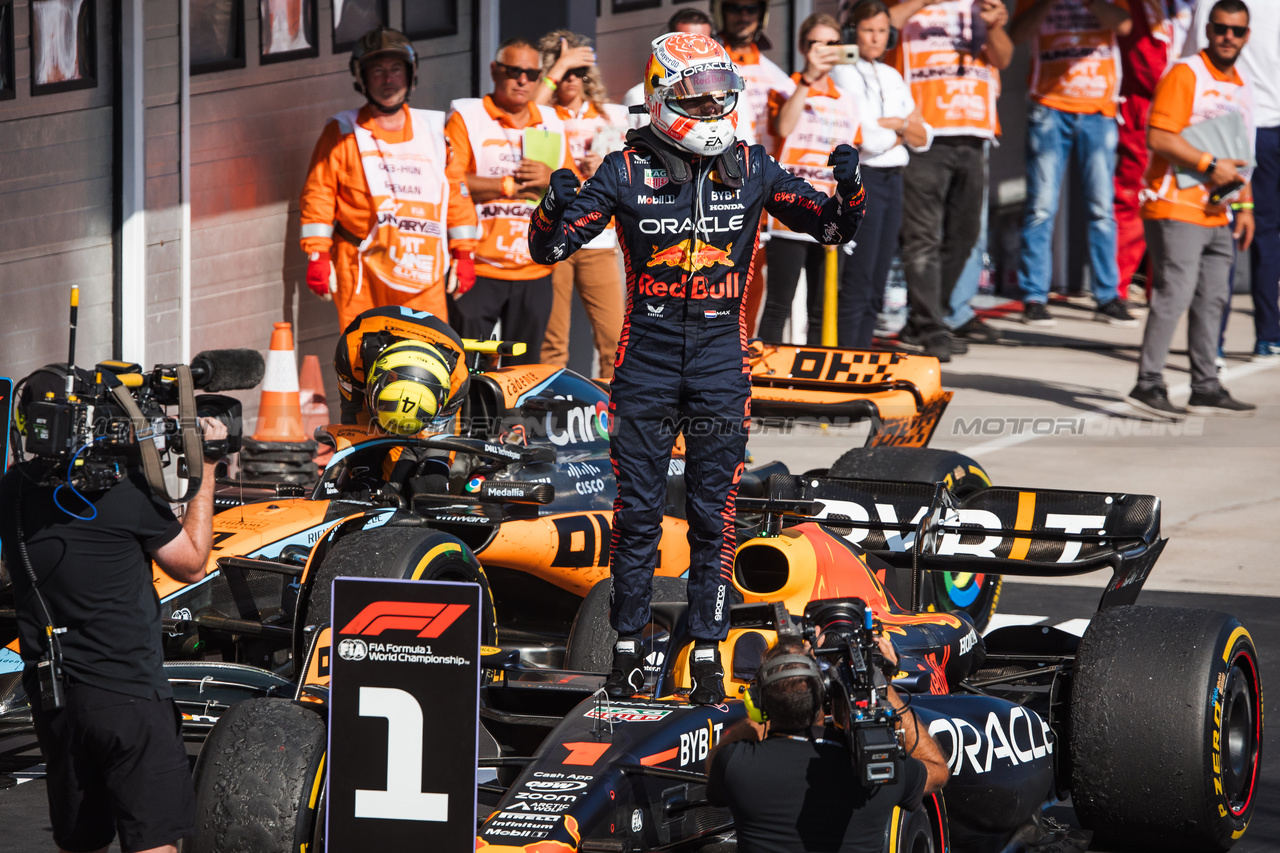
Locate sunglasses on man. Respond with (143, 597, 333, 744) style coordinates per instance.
(1210, 22, 1249, 38)
(497, 62, 541, 82)
(723, 3, 762, 16)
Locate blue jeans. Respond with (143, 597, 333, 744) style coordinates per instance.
(1017, 104, 1120, 306)
(946, 143, 989, 330)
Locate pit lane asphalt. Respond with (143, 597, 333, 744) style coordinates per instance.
(2, 294, 1276, 851)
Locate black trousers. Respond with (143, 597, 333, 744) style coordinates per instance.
(450, 274, 553, 365)
(758, 239, 842, 344)
(900, 137, 985, 341)
(841, 166, 905, 347)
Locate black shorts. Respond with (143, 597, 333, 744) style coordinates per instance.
(27, 675, 195, 853)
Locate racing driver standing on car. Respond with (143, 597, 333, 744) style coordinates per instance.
(529, 32, 866, 705)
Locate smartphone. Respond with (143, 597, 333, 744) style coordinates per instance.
(834, 44, 860, 64)
(1209, 180, 1245, 206)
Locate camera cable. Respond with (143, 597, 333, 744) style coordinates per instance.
(13, 479, 66, 666)
(51, 440, 100, 521)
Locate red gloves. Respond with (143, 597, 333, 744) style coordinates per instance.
(448, 249, 476, 297)
(306, 252, 332, 298)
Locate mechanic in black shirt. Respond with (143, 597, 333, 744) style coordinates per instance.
(707, 638, 949, 853)
(0, 410, 226, 853)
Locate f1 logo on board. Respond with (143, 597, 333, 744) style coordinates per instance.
(328, 578, 480, 850)
(340, 602, 471, 638)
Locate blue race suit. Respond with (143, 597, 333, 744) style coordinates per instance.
(530, 127, 865, 641)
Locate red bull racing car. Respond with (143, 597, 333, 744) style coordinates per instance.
(189, 477, 1263, 853)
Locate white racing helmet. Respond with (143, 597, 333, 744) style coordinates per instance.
(643, 32, 745, 157)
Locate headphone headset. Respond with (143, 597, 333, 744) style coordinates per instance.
(743, 652, 825, 723)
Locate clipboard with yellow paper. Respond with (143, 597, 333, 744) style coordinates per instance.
(522, 128, 563, 201)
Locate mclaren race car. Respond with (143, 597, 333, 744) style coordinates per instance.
(189, 478, 1263, 853)
(1, 339, 996, 737)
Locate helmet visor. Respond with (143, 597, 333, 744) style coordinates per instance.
(665, 67, 744, 119)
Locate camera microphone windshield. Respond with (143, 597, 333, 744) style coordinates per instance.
(190, 349, 266, 392)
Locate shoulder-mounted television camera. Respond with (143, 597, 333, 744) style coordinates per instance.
(13, 286, 265, 501)
(804, 597, 905, 787)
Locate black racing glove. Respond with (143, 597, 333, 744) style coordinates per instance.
(828, 144, 863, 196)
(541, 169, 581, 220)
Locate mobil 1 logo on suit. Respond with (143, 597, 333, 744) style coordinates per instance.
(328, 577, 481, 852)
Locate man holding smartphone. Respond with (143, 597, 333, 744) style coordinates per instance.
(1127, 0, 1256, 418)
(758, 13, 864, 344)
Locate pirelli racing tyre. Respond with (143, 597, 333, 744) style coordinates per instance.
(564, 576, 692, 673)
(827, 446, 999, 631)
(301, 526, 496, 645)
(1071, 606, 1263, 852)
(891, 804, 937, 853)
(192, 698, 325, 853)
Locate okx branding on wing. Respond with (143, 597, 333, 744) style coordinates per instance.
(328, 577, 482, 852)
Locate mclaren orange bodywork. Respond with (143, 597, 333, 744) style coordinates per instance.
(747, 342, 952, 447)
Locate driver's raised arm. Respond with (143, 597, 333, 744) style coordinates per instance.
(762, 147, 866, 245)
(528, 154, 622, 264)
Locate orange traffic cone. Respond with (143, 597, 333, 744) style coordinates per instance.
(299, 354, 332, 466)
(252, 322, 307, 442)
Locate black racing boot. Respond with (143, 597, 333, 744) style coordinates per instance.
(604, 636, 646, 698)
(688, 642, 725, 705)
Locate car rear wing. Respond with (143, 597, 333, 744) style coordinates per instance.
(747, 343, 951, 448)
(739, 475, 1165, 613)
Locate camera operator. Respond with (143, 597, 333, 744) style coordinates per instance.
(0, 406, 227, 853)
(707, 637, 949, 853)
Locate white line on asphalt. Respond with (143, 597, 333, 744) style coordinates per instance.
(955, 360, 1279, 457)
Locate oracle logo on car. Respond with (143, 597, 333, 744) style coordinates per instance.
(927, 707, 1054, 776)
(339, 602, 472, 638)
